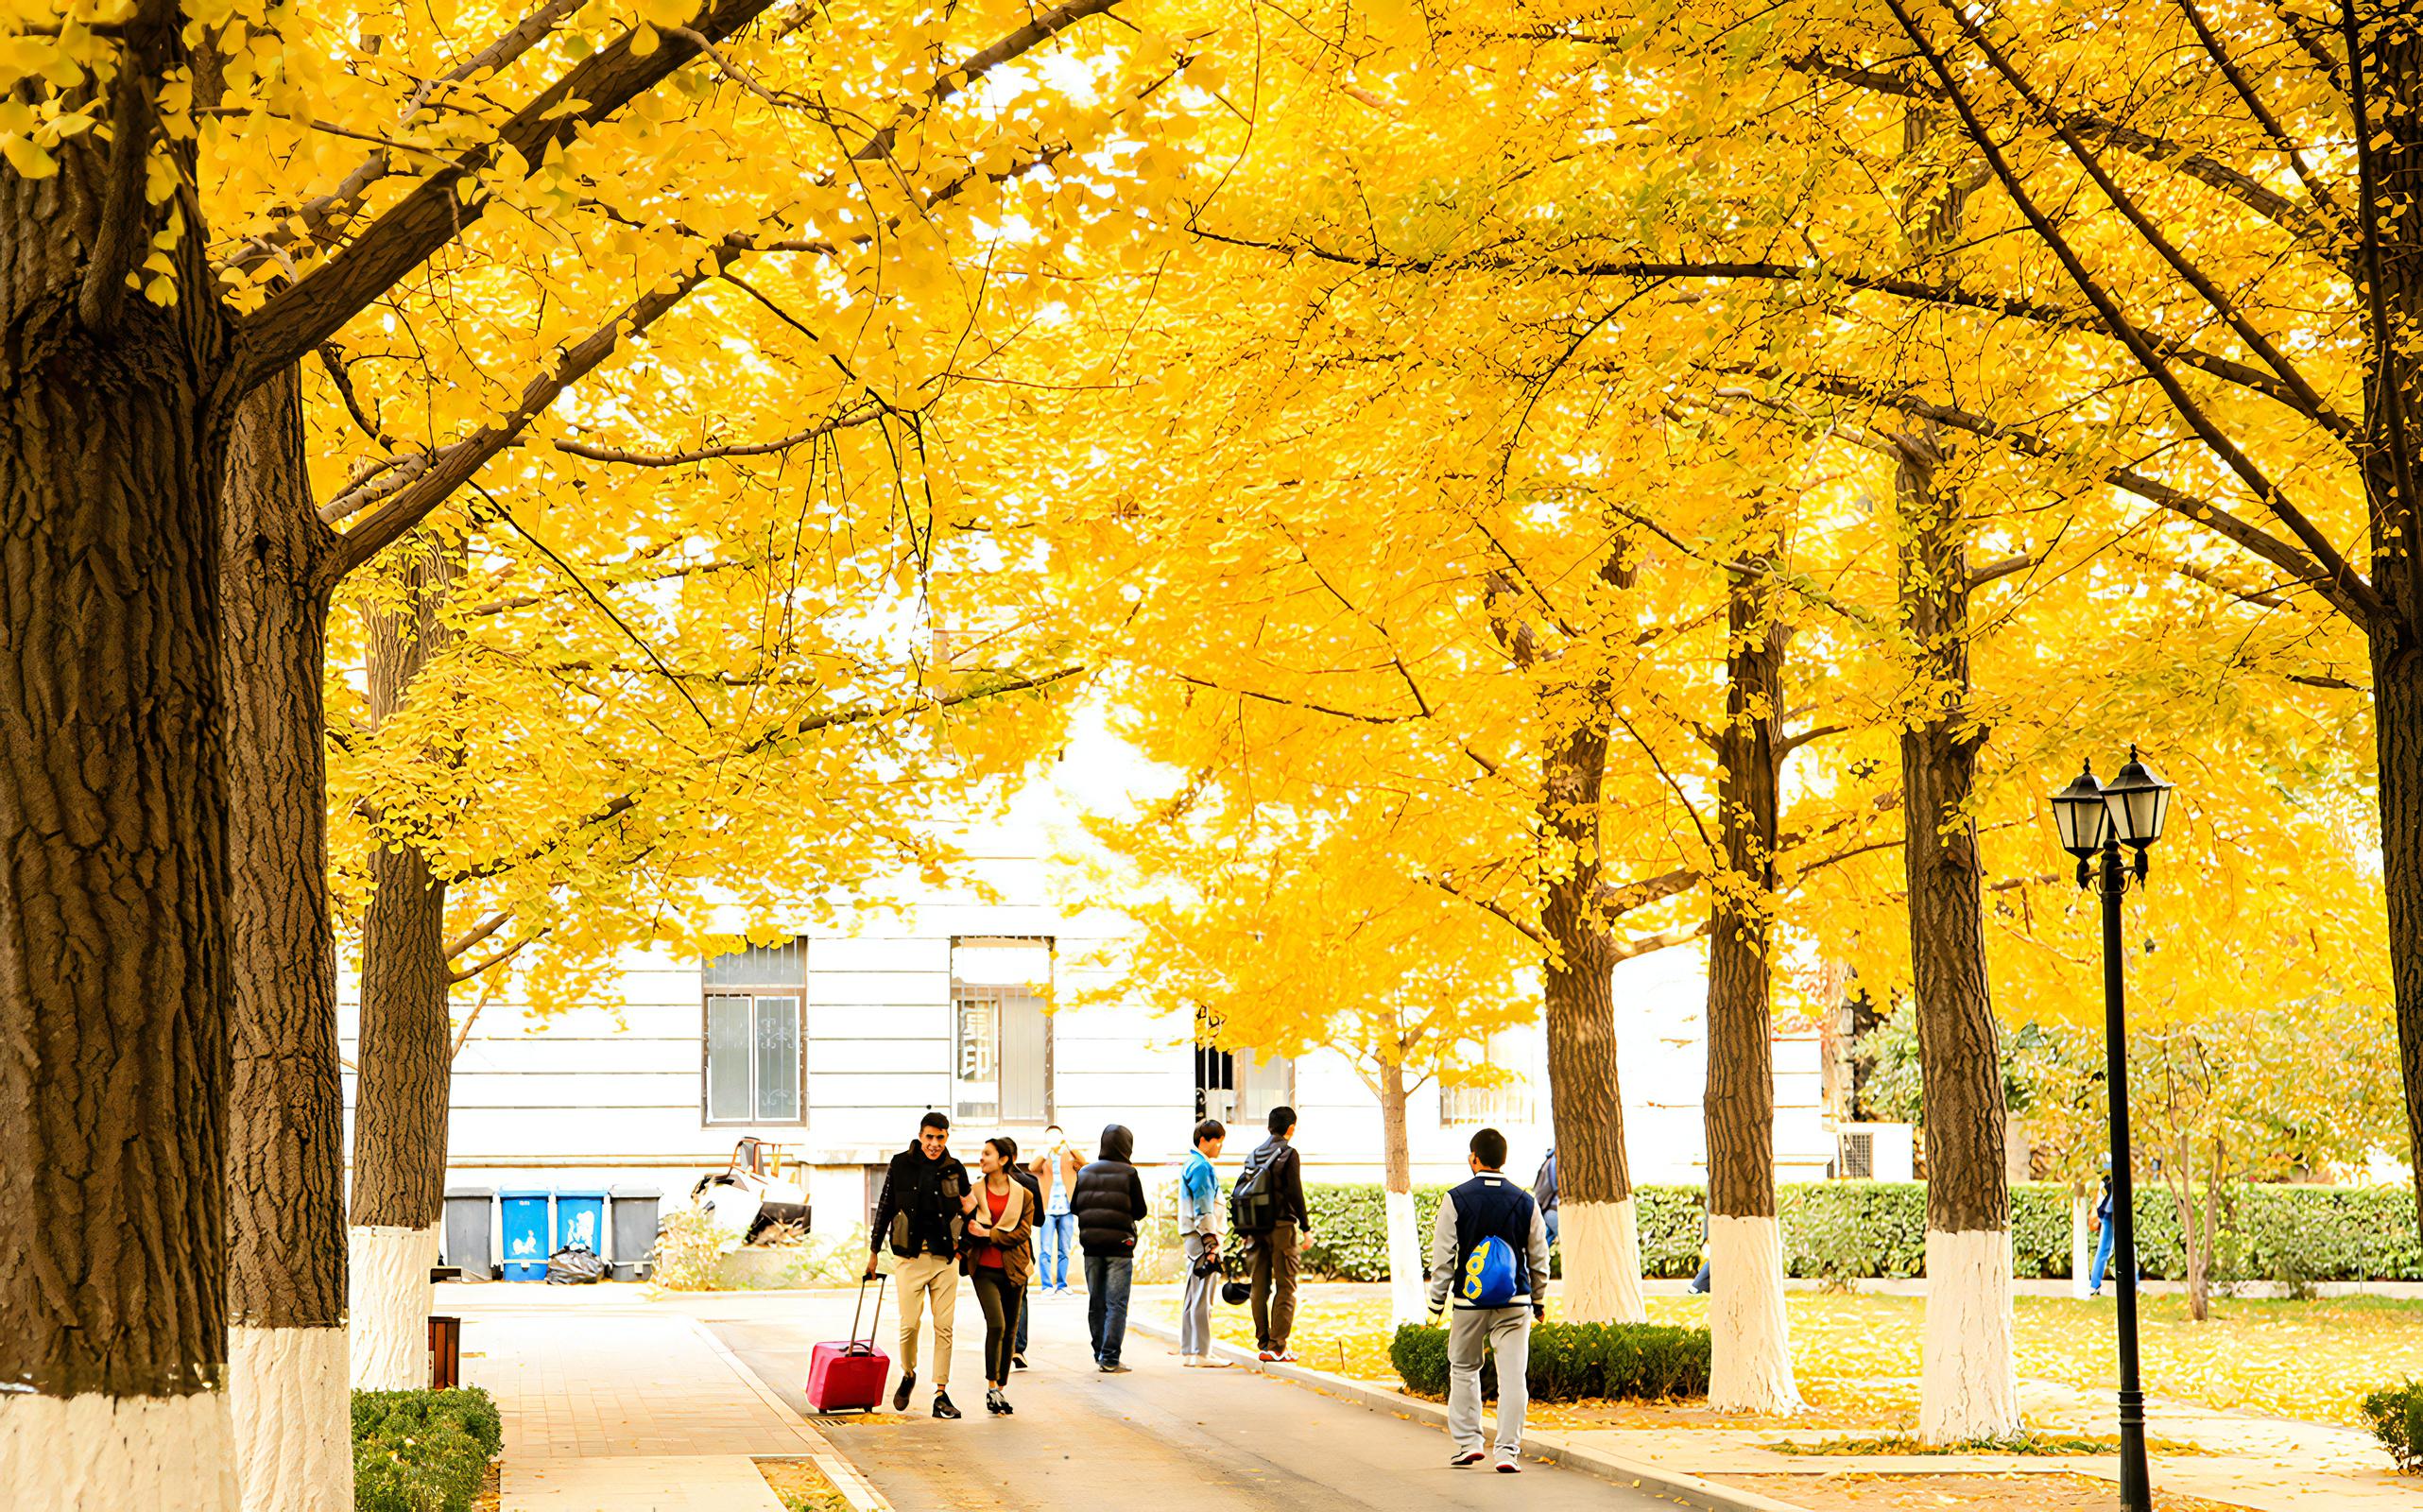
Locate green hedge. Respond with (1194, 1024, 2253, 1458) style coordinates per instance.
(1298, 1180, 2423, 1284)
(1390, 1321, 1710, 1401)
(352, 1388, 501, 1512)
(2363, 1380, 2423, 1473)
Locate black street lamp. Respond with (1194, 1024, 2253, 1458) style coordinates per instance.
(2051, 747, 2174, 1512)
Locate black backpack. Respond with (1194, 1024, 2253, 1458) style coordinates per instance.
(1229, 1149, 1280, 1235)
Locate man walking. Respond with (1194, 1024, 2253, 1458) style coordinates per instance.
(1178, 1118, 1233, 1368)
(1030, 1125, 1080, 1296)
(1532, 1144, 1559, 1247)
(1427, 1126, 1550, 1474)
(1238, 1105, 1311, 1363)
(1070, 1124, 1148, 1373)
(867, 1111, 970, 1418)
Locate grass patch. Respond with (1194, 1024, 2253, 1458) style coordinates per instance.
(755, 1457, 851, 1511)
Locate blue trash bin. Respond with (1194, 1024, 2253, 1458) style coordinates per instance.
(499, 1189, 553, 1281)
(555, 1188, 608, 1257)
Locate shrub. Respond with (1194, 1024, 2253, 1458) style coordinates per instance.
(2362, 1380, 2423, 1473)
(1389, 1320, 1710, 1402)
(352, 1387, 502, 1512)
(1299, 1178, 2423, 1284)
(650, 1203, 729, 1291)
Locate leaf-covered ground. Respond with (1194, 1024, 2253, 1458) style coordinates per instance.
(1172, 1285, 2423, 1430)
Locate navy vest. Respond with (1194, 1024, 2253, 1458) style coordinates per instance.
(1451, 1174, 1537, 1303)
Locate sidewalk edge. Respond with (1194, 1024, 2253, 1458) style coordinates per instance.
(1126, 1315, 1813, 1512)
(687, 1316, 896, 1512)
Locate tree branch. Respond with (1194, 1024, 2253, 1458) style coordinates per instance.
(237, 0, 782, 388)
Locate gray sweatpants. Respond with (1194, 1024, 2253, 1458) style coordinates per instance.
(1447, 1306, 1531, 1456)
(1180, 1234, 1216, 1355)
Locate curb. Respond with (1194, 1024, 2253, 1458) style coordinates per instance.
(1127, 1315, 1813, 1512)
(688, 1317, 895, 1512)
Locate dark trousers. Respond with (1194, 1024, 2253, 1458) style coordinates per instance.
(1085, 1253, 1133, 1366)
(1249, 1221, 1299, 1352)
(971, 1269, 1023, 1384)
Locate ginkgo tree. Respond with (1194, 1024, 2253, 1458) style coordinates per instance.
(0, 0, 1213, 1504)
(1076, 782, 1536, 1327)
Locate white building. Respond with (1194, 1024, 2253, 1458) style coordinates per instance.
(340, 725, 1845, 1252)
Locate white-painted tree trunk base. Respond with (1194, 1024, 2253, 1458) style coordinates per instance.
(350, 1222, 439, 1392)
(1920, 1228, 2019, 1443)
(1708, 1214, 1801, 1414)
(231, 1326, 352, 1511)
(1384, 1186, 1426, 1326)
(1559, 1198, 1648, 1323)
(2070, 1194, 2095, 1300)
(0, 1388, 242, 1512)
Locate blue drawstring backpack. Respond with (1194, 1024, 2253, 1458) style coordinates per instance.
(1459, 1233, 1520, 1308)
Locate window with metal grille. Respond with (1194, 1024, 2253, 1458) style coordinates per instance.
(953, 937, 1052, 1125)
(1838, 1129, 1875, 1179)
(1440, 1027, 1536, 1125)
(702, 939, 806, 1125)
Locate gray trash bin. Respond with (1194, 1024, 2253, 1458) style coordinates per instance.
(443, 1188, 496, 1280)
(609, 1185, 662, 1281)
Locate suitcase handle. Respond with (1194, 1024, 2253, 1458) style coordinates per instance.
(850, 1270, 885, 1351)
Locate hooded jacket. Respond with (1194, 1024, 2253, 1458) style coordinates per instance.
(1069, 1124, 1149, 1257)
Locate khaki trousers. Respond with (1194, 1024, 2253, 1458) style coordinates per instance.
(1249, 1221, 1298, 1352)
(894, 1252, 958, 1388)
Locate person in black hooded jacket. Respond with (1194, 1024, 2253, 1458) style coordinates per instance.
(1069, 1124, 1147, 1371)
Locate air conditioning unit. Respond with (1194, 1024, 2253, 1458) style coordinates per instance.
(1838, 1128, 1875, 1179)
(1831, 1122, 1916, 1181)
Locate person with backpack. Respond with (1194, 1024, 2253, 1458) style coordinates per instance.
(959, 1137, 1035, 1417)
(1532, 1145, 1559, 1247)
(865, 1110, 970, 1418)
(1178, 1118, 1234, 1368)
(1070, 1124, 1149, 1372)
(1426, 1126, 1551, 1474)
(1232, 1105, 1311, 1362)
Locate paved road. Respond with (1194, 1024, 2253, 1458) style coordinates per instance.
(705, 1288, 1669, 1511)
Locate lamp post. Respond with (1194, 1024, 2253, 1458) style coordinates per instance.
(2050, 747, 2174, 1512)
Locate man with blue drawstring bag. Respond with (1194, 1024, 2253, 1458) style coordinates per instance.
(1425, 1126, 1552, 1473)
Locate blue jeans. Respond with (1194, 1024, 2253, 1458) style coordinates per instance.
(1085, 1254, 1133, 1366)
(1038, 1211, 1076, 1289)
(2089, 1225, 2138, 1293)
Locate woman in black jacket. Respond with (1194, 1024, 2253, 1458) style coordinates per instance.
(1069, 1125, 1147, 1371)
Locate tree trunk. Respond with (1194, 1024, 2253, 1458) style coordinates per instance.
(2366, 26, 2423, 1262)
(349, 546, 459, 1390)
(0, 176, 240, 1503)
(1704, 551, 1800, 1414)
(221, 369, 352, 1507)
(1379, 1057, 1425, 1326)
(1895, 430, 2018, 1442)
(1491, 555, 1647, 1325)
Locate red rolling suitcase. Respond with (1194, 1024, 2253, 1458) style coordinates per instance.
(806, 1274, 891, 1413)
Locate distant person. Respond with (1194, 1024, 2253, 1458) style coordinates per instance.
(1235, 1105, 1311, 1362)
(1690, 1210, 1710, 1295)
(961, 1137, 1035, 1417)
(2089, 1174, 2138, 1297)
(1000, 1134, 1043, 1368)
(867, 1110, 969, 1418)
(1178, 1118, 1234, 1368)
(1070, 1124, 1148, 1372)
(1426, 1126, 1551, 1474)
(1030, 1125, 1081, 1296)
(1532, 1145, 1559, 1247)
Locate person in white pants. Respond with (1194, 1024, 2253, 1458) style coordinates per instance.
(1426, 1126, 1552, 1473)
(1178, 1118, 1234, 1366)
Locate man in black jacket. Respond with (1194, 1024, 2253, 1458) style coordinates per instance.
(1240, 1105, 1312, 1362)
(866, 1111, 970, 1418)
(1069, 1124, 1148, 1372)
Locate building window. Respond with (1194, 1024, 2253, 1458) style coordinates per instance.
(703, 939, 807, 1125)
(1440, 1027, 1535, 1125)
(1195, 1015, 1295, 1127)
(953, 936, 1052, 1125)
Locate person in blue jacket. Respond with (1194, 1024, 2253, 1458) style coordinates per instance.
(1426, 1127, 1551, 1474)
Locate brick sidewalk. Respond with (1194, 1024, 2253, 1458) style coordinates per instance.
(449, 1288, 868, 1511)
